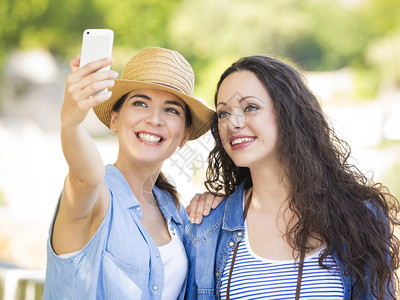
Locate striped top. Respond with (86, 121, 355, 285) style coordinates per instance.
(219, 222, 344, 299)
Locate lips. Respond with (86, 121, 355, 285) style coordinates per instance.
(229, 136, 256, 150)
(137, 132, 163, 144)
(231, 137, 255, 146)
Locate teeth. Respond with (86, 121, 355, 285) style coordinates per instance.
(231, 137, 255, 145)
(138, 133, 162, 143)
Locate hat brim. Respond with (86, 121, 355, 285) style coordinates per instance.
(93, 79, 215, 140)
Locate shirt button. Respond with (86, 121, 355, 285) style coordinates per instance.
(229, 241, 234, 247)
(135, 207, 141, 212)
(153, 285, 159, 290)
(238, 232, 243, 237)
(343, 271, 348, 276)
(216, 272, 220, 277)
(155, 251, 160, 257)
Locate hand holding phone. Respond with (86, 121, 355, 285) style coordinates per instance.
(79, 29, 114, 95)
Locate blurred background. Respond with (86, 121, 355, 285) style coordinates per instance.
(0, 0, 399, 298)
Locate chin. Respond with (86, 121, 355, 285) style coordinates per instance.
(231, 158, 251, 168)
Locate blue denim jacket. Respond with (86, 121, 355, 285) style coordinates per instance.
(44, 165, 188, 300)
(184, 177, 379, 300)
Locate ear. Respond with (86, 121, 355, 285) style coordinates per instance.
(179, 125, 193, 147)
(110, 111, 118, 133)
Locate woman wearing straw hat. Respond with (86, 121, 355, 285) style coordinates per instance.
(43, 47, 214, 299)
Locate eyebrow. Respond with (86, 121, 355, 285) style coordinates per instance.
(165, 100, 184, 109)
(129, 93, 151, 101)
(129, 94, 184, 109)
(217, 96, 262, 107)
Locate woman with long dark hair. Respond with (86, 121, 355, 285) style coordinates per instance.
(185, 55, 400, 299)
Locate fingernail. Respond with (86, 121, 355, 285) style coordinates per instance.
(195, 218, 200, 224)
(203, 210, 209, 216)
(110, 80, 115, 87)
(111, 71, 118, 77)
(190, 218, 195, 223)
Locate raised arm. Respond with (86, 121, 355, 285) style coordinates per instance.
(52, 56, 118, 255)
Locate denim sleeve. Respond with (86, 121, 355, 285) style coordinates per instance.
(179, 202, 189, 226)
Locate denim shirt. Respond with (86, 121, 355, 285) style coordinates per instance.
(184, 177, 379, 300)
(44, 164, 188, 300)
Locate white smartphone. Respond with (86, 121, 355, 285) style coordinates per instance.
(79, 29, 114, 70)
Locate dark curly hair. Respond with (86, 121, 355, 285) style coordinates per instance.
(205, 55, 400, 299)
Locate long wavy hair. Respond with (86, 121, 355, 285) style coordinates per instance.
(113, 92, 192, 208)
(205, 55, 400, 299)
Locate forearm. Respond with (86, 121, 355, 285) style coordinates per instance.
(61, 123, 105, 187)
(59, 55, 116, 188)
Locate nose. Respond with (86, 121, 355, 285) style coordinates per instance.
(226, 108, 246, 131)
(145, 107, 165, 126)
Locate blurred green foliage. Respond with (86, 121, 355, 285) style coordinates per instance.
(0, 0, 400, 101)
(0, 0, 181, 63)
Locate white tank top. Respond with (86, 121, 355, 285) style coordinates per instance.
(158, 227, 188, 299)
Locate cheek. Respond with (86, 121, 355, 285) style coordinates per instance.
(262, 116, 279, 145)
(269, 113, 279, 138)
(171, 119, 187, 139)
(118, 109, 137, 124)
(218, 122, 229, 144)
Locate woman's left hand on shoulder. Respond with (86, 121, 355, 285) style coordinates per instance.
(186, 192, 224, 224)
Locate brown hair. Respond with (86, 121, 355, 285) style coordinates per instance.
(206, 55, 400, 299)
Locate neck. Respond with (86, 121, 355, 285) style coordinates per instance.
(249, 162, 290, 211)
(114, 159, 161, 207)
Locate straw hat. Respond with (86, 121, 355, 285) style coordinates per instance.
(93, 47, 214, 140)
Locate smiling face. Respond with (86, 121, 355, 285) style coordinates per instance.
(216, 71, 280, 170)
(110, 88, 192, 168)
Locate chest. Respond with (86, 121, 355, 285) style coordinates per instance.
(219, 236, 345, 299)
(246, 209, 294, 260)
(105, 197, 183, 268)
(141, 204, 171, 246)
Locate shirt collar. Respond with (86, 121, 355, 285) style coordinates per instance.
(105, 165, 182, 225)
(153, 185, 183, 225)
(222, 176, 252, 231)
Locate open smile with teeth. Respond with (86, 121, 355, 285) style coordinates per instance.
(231, 137, 255, 146)
(137, 133, 163, 143)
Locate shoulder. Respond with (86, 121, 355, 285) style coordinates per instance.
(185, 197, 228, 245)
(103, 165, 127, 190)
(151, 185, 189, 230)
(363, 200, 389, 224)
(186, 178, 249, 245)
